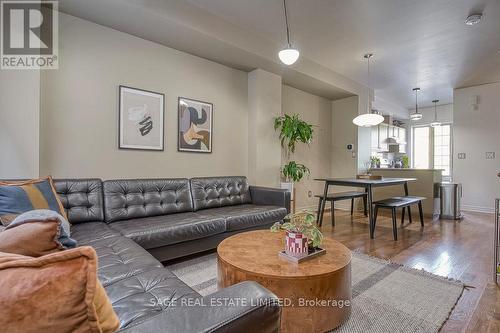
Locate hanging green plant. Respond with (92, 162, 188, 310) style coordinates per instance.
(274, 114, 314, 154)
(281, 161, 310, 183)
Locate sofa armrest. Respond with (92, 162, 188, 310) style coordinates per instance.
(120, 281, 281, 333)
(250, 186, 291, 213)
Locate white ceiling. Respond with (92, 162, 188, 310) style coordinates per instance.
(186, 0, 500, 108)
(58, 0, 500, 112)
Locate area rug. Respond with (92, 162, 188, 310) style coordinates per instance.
(167, 251, 465, 332)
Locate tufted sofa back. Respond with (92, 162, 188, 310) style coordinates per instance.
(103, 179, 193, 223)
(190, 176, 252, 211)
(54, 179, 104, 224)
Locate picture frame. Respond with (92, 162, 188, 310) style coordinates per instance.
(118, 85, 165, 151)
(177, 97, 213, 153)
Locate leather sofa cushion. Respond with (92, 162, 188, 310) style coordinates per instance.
(103, 179, 193, 223)
(109, 212, 226, 250)
(86, 236, 163, 287)
(54, 179, 104, 224)
(71, 222, 122, 245)
(190, 176, 252, 211)
(199, 204, 287, 231)
(104, 267, 200, 329)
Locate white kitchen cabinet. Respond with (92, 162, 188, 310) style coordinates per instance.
(371, 125, 379, 150)
(378, 123, 389, 151)
(398, 127, 407, 144)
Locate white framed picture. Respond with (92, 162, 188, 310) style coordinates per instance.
(119, 85, 164, 151)
(178, 97, 213, 153)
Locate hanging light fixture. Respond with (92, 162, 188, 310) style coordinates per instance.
(353, 54, 384, 127)
(278, 0, 299, 65)
(410, 87, 423, 121)
(430, 99, 441, 127)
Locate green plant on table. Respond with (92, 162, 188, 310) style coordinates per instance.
(271, 210, 323, 248)
(401, 155, 409, 168)
(281, 161, 310, 183)
(370, 156, 380, 166)
(274, 114, 314, 155)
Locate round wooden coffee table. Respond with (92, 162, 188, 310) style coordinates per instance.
(217, 230, 352, 333)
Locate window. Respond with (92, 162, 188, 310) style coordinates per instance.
(413, 127, 430, 169)
(412, 124, 452, 179)
(433, 125, 452, 177)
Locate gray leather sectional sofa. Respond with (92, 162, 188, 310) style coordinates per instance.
(54, 176, 290, 332)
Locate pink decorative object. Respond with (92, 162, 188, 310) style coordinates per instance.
(285, 231, 308, 258)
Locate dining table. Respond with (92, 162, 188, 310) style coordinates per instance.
(314, 177, 417, 239)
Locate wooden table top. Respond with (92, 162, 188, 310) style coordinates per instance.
(217, 230, 352, 279)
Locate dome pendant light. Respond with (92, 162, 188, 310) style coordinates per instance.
(353, 54, 384, 127)
(278, 0, 299, 65)
(430, 99, 441, 127)
(410, 88, 423, 121)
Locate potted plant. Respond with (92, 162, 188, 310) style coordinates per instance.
(370, 156, 381, 169)
(274, 114, 314, 199)
(280, 161, 310, 194)
(274, 114, 314, 155)
(271, 210, 323, 259)
(401, 155, 409, 168)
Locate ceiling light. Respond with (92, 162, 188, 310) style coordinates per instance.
(279, 48, 300, 65)
(430, 99, 441, 127)
(353, 54, 384, 127)
(353, 112, 384, 127)
(278, 0, 299, 65)
(465, 13, 483, 26)
(410, 88, 423, 121)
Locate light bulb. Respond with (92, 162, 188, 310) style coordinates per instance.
(410, 112, 423, 121)
(352, 113, 384, 127)
(279, 48, 300, 65)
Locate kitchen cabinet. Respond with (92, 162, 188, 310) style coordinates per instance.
(398, 127, 407, 144)
(371, 123, 390, 152)
(378, 123, 389, 151)
(371, 125, 379, 150)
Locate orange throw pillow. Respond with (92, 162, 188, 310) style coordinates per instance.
(0, 247, 119, 333)
(0, 220, 64, 256)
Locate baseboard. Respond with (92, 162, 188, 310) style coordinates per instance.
(461, 204, 495, 214)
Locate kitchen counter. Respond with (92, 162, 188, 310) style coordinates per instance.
(369, 168, 442, 217)
(371, 168, 443, 171)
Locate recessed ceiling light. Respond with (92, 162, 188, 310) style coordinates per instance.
(465, 13, 483, 26)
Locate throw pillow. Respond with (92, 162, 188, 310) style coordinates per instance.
(0, 246, 120, 333)
(0, 210, 77, 256)
(0, 176, 67, 226)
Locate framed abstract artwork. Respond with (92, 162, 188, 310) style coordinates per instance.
(178, 97, 213, 153)
(118, 85, 165, 151)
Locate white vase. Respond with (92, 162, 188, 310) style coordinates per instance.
(280, 182, 294, 200)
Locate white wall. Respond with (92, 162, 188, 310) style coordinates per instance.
(248, 69, 282, 187)
(453, 83, 500, 212)
(0, 70, 40, 178)
(281, 85, 332, 210)
(40, 13, 249, 179)
(332, 96, 359, 178)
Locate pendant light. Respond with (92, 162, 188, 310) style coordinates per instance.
(353, 54, 384, 127)
(410, 88, 423, 121)
(278, 0, 299, 65)
(430, 99, 441, 127)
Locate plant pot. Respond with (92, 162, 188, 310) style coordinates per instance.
(280, 182, 294, 200)
(285, 231, 308, 259)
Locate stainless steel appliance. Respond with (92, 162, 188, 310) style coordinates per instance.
(440, 182, 463, 220)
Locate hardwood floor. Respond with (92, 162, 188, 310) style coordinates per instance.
(319, 209, 499, 333)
